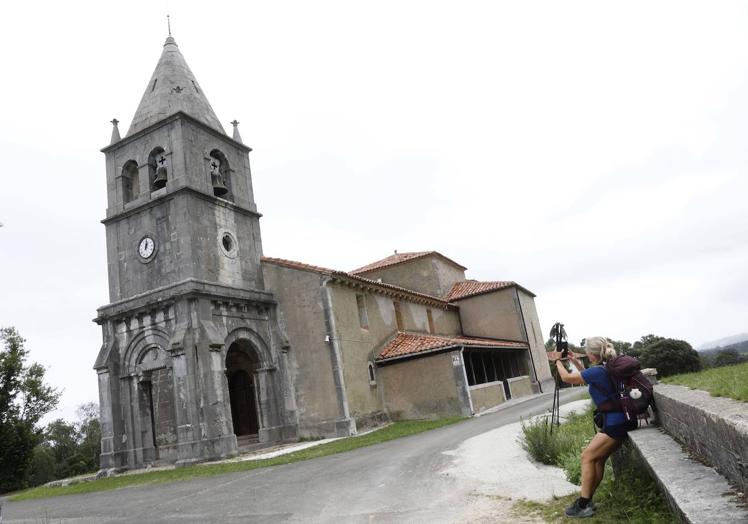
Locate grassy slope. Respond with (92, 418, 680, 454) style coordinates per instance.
(11, 417, 464, 501)
(663, 362, 748, 401)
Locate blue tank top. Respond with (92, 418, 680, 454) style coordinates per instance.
(581, 366, 626, 426)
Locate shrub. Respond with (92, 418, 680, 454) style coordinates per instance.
(520, 407, 594, 469)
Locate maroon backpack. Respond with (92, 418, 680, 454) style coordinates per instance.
(596, 355, 654, 425)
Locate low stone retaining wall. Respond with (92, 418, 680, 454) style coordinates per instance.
(469, 381, 506, 413)
(613, 382, 748, 523)
(507, 375, 532, 398)
(654, 383, 748, 494)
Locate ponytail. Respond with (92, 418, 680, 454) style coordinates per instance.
(585, 336, 617, 362)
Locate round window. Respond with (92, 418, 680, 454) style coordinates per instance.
(219, 231, 238, 258)
(222, 234, 233, 252)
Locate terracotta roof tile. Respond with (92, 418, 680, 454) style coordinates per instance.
(377, 332, 528, 361)
(261, 257, 334, 275)
(350, 251, 467, 275)
(262, 257, 453, 307)
(444, 280, 516, 301)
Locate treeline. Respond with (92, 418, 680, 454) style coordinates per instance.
(698, 340, 748, 368)
(1, 327, 100, 494)
(547, 334, 703, 377)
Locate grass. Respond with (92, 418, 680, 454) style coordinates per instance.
(663, 362, 748, 401)
(517, 409, 675, 523)
(10, 417, 464, 501)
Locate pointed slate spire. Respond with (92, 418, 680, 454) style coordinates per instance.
(127, 36, 225, 136)
(110, 118, 121, 144)
(231, 120, 243, 143)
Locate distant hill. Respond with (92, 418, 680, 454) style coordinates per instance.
(698, 333, 748, 351)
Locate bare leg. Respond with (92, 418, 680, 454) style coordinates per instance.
(580, 432, 622, 499)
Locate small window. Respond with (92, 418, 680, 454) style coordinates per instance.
(367, 362, 376, 385)
(427, 309, 435, 334)
(393, 301, 404, 331)
(356, 294, 368, 330)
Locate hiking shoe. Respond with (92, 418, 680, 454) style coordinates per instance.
(565, 499, 596, 518)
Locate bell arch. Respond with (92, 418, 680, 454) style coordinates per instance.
(209, 149, 232, 199)
(148, 147, 168, 191)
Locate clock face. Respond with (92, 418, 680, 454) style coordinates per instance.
(138, 237, 155, 259)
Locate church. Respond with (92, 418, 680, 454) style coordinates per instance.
(93, 34, 553, 470)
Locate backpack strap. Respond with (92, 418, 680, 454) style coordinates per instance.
(587, 367, 621, 413)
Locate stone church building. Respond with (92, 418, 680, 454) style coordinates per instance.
(94, 35, 553, 470)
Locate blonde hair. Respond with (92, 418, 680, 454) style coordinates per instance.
(585, 337, 617, 362)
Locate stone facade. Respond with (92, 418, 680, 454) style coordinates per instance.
(95, 36, 553, 471)
(95, 37, 297, 470)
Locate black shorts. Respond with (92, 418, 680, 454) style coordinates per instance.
(602, 420, 638, 439)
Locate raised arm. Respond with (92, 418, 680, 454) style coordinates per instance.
(555, 359, 586, 385)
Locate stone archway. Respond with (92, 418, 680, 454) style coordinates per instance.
(226, 340, 260, 437)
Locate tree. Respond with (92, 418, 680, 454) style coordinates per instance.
(609, 339, 632, 355)
(639, 338, 701, 378)
(632, 334, 665, 350)
(0, 327, 60, 493)
(27, 402, 101, 486)
(75, 402, 101, 473)
(713, 348, 743, 368)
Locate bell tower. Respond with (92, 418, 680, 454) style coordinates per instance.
(94, 35, 297, 470)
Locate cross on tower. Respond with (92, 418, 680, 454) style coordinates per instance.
(158, 156, 166, 165)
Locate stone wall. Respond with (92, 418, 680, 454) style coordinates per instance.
(355, 255, 465, 298)
(653, 383, 748, 494)
(380, 350, 470, 419)
(469, 381, 506, 413)
(508, 375, 533, 398)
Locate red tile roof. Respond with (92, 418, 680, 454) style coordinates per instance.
(350, 251, 467, 275)
(444, 280, 517, 301)
(377, 332, 529, 362)
(261, 257, 335, 275)
(262, 257, 453, 307)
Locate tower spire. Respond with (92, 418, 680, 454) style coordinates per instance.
(167, 14, 172, 37)
(126, 35, 225, 136)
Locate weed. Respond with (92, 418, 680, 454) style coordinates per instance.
(517, 406, 675, 522)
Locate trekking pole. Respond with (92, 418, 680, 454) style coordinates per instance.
(548, 322, 568, 433)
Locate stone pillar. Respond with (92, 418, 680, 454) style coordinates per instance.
(170, 348, 199, 467)
(97, 369, 115, 470)
(255, 367, 275, 442)
(136, 374, 157, 464)
(127, 376, 144, 467)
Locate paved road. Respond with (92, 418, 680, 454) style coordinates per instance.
(2, 389, 581, 523)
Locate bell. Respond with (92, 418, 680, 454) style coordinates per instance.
(153, 166, 168, 189)
(212, 173, 228, 196)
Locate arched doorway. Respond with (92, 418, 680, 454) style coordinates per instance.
(226, 341, 260, 437)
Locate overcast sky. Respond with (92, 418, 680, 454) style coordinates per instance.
(1, 0, 747, 421)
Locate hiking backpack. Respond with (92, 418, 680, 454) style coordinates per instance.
(597, 355, 654, 426)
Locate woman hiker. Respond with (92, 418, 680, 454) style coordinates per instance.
(553, 336, 637, 518)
